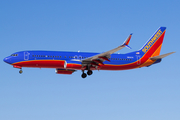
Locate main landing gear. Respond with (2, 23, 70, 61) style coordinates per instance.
(81, 72, 87, 78)
(81, 70, 93, 78)
(87, 70, 93, 75)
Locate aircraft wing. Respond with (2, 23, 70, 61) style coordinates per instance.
(82, 34, 132, 66)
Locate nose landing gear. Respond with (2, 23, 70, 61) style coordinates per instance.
(19, 69, 23, 74)
(13, 65, 23, 74)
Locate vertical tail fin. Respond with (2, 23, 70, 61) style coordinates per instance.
(140, 27, 166, 57)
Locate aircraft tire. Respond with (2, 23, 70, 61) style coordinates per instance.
(19, 69, 23, 74)
(81, 73, 87, 78)
(87, 70, 93, 75)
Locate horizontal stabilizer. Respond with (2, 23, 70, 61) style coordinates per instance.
(150, 52, 175, 60)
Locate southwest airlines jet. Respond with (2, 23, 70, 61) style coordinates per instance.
(4, 27, 174, 78)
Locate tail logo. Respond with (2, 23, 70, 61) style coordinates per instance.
(142, 29, 163, 53)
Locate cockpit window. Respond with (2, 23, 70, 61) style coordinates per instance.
(11, 54, 18, 56)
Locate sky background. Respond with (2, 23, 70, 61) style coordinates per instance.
(0, 0, 180, 120)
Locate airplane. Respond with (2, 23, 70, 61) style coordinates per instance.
(3, 27, 175, 78)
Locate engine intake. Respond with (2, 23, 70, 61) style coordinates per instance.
(64, 60, 82, 69)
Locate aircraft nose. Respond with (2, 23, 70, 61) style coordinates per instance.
(3, 57, 11, 64)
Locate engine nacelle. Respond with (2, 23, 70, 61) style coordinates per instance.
(64, 60, 82, 70)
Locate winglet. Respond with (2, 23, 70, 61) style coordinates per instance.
(123, 33, 132, 49)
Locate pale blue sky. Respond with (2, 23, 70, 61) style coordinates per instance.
(0, 0, 180, 120)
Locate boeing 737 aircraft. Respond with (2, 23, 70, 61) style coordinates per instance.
(4, 27, 175, 78)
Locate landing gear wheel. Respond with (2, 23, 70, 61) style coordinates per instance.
(19, 69, 23, 74)
(81, 73, 87, 78)
(87, 70, 93, 76)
